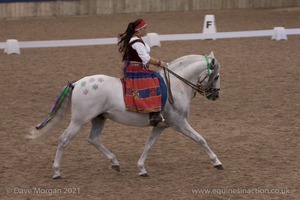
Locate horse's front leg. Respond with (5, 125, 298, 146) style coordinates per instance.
(137, 127, 165, 177)
(172, 120, 223, 169)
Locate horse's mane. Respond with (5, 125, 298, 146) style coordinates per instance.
(161, 54, 207, 78)
(167, 54, 205, 71)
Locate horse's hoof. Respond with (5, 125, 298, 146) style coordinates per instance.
(53, 175, 61, 180)
(112, 165, 120, 172)
(140, 173, 149, 177)
(214, 164, 224, 170)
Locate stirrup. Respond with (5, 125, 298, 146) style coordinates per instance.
(160, 114, 165, 122)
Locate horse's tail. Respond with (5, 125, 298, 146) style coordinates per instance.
(27, 82, 75, 139)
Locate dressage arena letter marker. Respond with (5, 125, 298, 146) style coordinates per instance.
(271, 27, 288, 40)
(202, 15, 217, 40)
(4, 39, 20, 55)
(143, 33, 161, 47)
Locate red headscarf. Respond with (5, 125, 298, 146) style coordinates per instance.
(134, 19, 147, 31)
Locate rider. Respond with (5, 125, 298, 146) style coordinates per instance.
(118, 19, 167, 126)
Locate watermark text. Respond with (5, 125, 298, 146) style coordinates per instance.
(6, 187, 80, 196)
(192, 187, 291, 196)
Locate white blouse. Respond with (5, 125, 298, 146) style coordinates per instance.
(130, 36, 151, 65)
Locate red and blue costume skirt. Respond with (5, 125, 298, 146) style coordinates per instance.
(122, 61, 166, 113)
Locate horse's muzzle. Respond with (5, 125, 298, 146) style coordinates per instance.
(206, 89, 220, 101)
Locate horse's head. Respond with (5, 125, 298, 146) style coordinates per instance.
(198, 52, 220, 101)
(163, 52, 220, 101)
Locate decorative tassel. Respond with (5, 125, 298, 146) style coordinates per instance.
(36, 82, 74, 130)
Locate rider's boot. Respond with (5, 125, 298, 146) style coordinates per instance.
(149, 112, 165, 126)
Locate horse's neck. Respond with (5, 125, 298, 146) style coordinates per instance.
(160, 55, 206, 100)
(168, 55, 206, 82)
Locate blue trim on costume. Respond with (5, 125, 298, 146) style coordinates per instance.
(125, 72, 153, 79)
(151, 71, 167, 111)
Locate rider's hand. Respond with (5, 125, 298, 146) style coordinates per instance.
(159, 60, 167, 68)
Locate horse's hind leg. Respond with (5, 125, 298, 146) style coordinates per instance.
(87, 116, 120, 171)
(53, 121, 83, 179)
(172, 120, 223, 169)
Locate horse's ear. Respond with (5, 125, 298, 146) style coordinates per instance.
(209, 51, 215, 58)
(211, 58, 215, 66)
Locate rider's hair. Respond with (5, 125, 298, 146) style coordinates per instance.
(118, 19, 143, 61)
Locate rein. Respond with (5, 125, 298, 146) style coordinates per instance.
(163, 55, 211, 104)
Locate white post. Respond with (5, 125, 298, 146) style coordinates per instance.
(271, 27, 288, 41)
(143, 33, 161, 47)
(4, 39, 21, 54)
(202, 15, 217, 40)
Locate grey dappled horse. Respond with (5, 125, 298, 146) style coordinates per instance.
(28, 52, 223, 179)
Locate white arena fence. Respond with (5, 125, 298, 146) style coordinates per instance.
(1, 28, 300, 52)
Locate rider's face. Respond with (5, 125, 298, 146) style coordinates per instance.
(138, 26, 147, 37)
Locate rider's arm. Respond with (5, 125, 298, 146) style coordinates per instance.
(132, 42, 166, 68)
